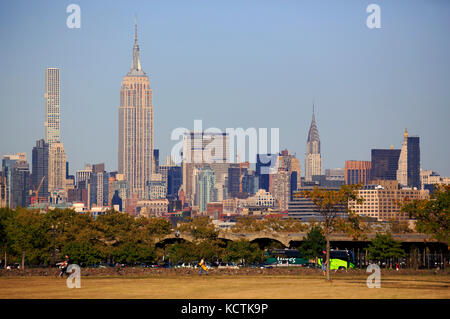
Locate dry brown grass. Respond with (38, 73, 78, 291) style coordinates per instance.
(0, 273, 449, 299)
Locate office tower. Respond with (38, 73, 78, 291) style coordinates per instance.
(227, 163, 249, 198)
(118, 20, 154, 199)
(182, 132, 230, 204)
(396, 129, 421, 189)
(195, 166, 217, 212)
(345, 160, 372, 185)
(371, 148, 401, 180)
(305, 107, 322, 182)
(242, 170, 259, 196)
(76, 164, 92, 187)
(45, 68, 60, 145)
(11, 160, 31, 208)
(2, 153, 27, 207)
(166, 166, 182, 198)
(32, 139, 49, 200)
(89, 163, 109, 208)
(48, 142, 66, 195)
(153, 149, 159, 174)
(0, 172, 6, 208)
(256, 153, 277, 192)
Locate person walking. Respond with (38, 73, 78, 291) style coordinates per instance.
(199, 258, 208, 276)
(321, 251, 327, 277)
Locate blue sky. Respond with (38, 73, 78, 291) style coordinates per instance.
(0, 0, 449, 176)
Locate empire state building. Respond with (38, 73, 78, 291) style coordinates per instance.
(118, 20, 154, 199)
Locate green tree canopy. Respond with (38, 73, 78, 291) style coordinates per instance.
(299, 226, 326, 260)
(367, 232, 405, 267)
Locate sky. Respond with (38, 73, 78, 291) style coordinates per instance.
(0, 0, 449, 176)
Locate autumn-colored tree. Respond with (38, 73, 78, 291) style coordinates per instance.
(400, 185, 449, 245)
(301, 184, 363, 281)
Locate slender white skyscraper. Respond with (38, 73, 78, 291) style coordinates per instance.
(45, 68, 60, 145)
(118, 20, 154, 199)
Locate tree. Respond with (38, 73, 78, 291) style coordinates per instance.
(0, 208, 14, 268)
(400, 185, 449, 245)
(178, 216, 219, 240)
(224, 240, 264, 265)
(367, 232, 405, 268)
(63, 241, 104, 266)
(299, 226, 326, 262)
(6, 209, 49, 269)
(139, 216, 172, 242)
(301, 184, 363, 280)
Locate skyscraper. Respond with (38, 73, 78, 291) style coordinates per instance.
(32, 139, 49, 200)
(48, 142, 66, 195)
(305, 107, 322, 181)
(118, 20, 154, 199)
(181, 132, 230, 204)
(45, 68, 60, 145)
(371, 148, 401, 181)
(195, 166, 217, 212)
(256, 153, 277, 192)
(396, 129, 420, 189)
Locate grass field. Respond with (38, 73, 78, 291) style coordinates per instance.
(0, 274, 449, 299)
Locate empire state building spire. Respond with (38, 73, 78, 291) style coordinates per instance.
(128, 17, 145, 76)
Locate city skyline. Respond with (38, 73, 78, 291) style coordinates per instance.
(0, 1, 449, 176)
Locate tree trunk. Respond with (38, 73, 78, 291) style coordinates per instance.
(4, 251, 6, 269)
(21, 251, 25, 270)
(326, 237, 330, 281)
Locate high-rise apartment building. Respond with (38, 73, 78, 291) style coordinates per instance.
(305, 108, 322, 181)
(396, 129, 420, 189)
(349, 180, 429, 221)
(345, 160, 372, 185)
(269, 170, 291, 211)
(118, 21, 154, 199)
(45, 68, 60, 145)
